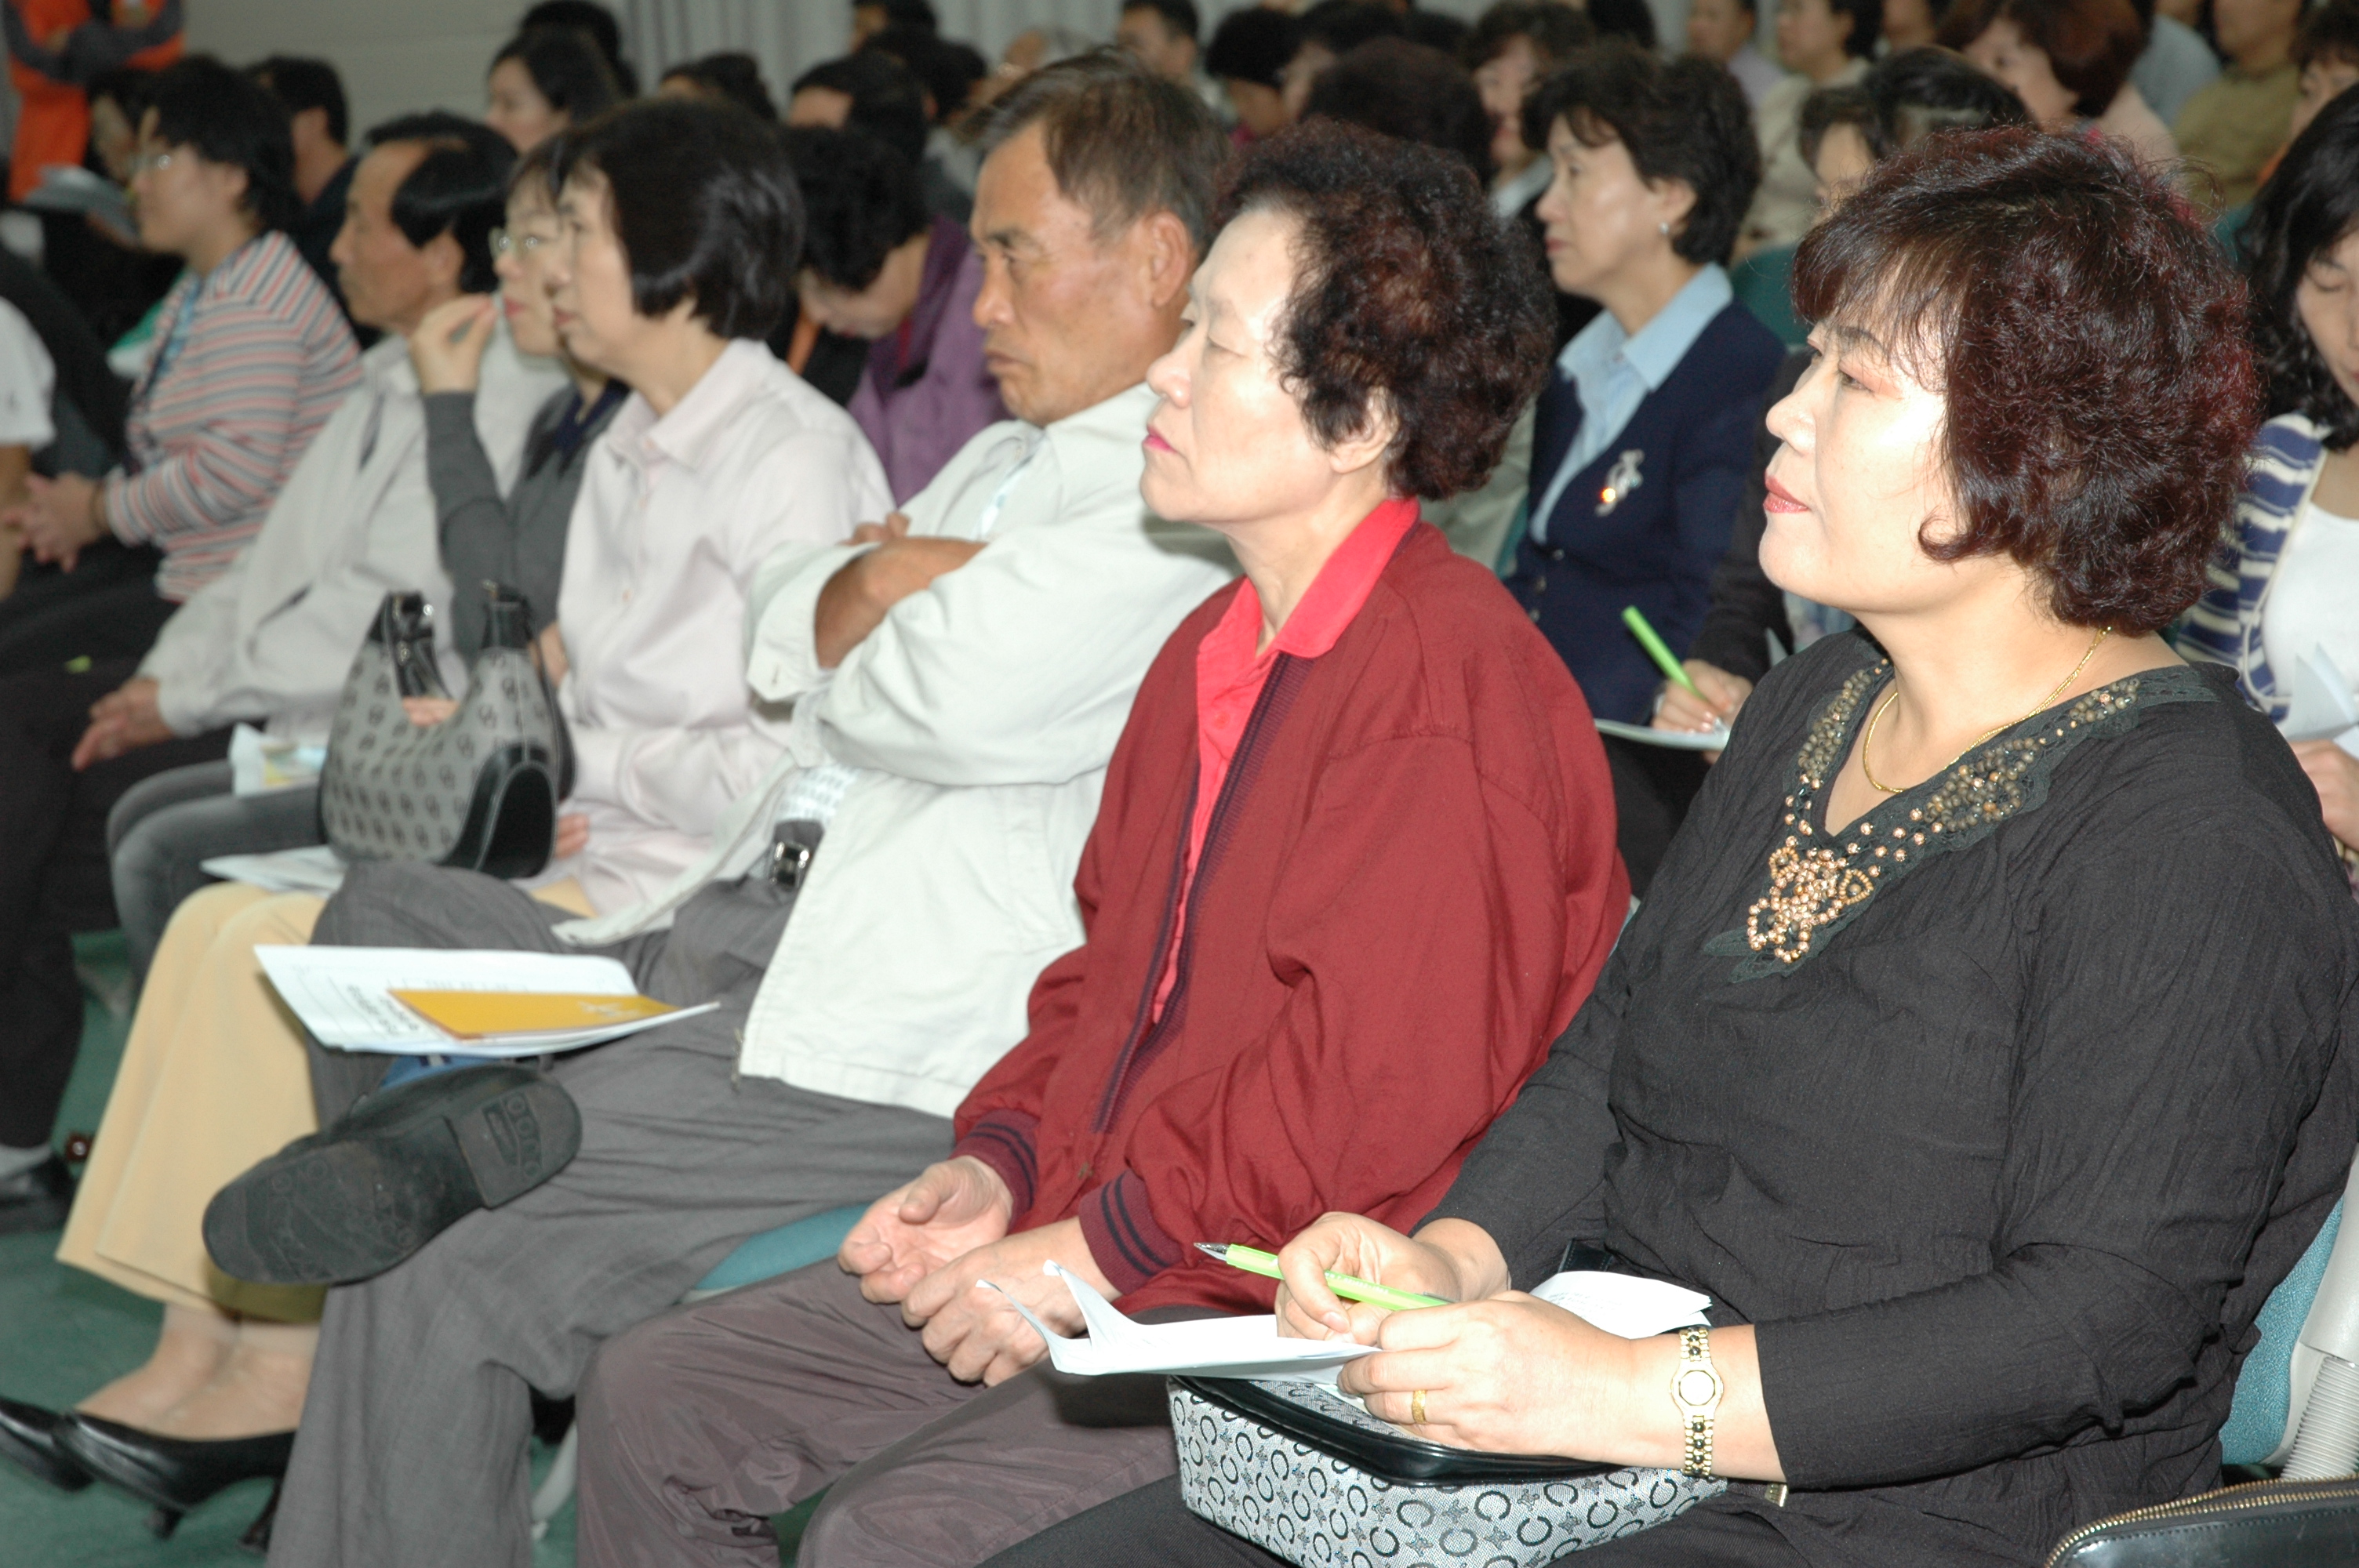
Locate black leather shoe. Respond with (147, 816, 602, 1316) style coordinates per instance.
(0, 1154, 74, 1236)
(202, 1064, 581, 1285)
(0, 1396, 91, 1491)
(51, 1413, 292, 1530)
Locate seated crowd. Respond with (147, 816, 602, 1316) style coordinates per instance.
(0, 3, 2351, 1567)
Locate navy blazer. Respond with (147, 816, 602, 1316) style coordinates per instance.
(1508, 301, 1785, 725)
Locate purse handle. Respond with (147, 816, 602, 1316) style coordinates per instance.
(370, 591, 452, 701)
(480, 582, 577, 801)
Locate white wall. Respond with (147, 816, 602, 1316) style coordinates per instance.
(187, 0, 528, 140)
(184, 0, 1704, 144)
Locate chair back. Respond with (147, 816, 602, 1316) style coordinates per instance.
(2223, 1156, 2359, 1470)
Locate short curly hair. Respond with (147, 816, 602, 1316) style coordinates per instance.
(2243, 85, 2359, 451)
(1214, 119, 1554, 499)
(1791, 128, 2258, 633)
(1524, 43, 1760, 267)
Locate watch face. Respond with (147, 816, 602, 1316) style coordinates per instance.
(1677, 1367, 1721, 1408)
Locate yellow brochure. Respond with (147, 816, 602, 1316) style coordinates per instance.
(389, 989, 682, 1041)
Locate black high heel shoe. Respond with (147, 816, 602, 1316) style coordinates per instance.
(51, 1413, 293, 1538)
(239, 1476, 282, 1555)
(0, 1396, 92, 1491)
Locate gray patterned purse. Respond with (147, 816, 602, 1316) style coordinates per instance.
(1170, 1377, 1721, 1566)
(318, 586, 569, 879)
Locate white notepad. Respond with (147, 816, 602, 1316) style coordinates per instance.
(1596, 717, 1732, 752)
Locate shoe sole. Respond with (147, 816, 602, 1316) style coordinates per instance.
(202, 1069, 580, 1286)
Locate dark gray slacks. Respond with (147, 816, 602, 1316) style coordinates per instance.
(574, 1260, 1187, 1568)
(104, 761, 322, 979)
(978, 1476, 1807, 1567)
(265, 862, 956, 1568)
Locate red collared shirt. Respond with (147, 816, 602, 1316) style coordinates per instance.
(1151, 495, 1421, 1018)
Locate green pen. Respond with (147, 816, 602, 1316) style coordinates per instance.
(1196, 1242, 1448, 1311)
(1621, 605, 1701, 696)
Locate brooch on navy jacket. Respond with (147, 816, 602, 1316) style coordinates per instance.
(1597, 448, 1644, 515)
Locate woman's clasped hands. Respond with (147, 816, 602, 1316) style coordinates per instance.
(1271, 1213, 1640, 1461)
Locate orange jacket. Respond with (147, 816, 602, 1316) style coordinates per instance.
(8, 0, 183, 201)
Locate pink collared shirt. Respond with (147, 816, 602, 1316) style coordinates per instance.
(1150, 495, 1421, 1018)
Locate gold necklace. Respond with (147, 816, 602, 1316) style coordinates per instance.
(1859, 626, 2112, 795)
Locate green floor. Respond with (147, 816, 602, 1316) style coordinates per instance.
(0, 935, 587, 1566)
(0, 936, 836, 1566)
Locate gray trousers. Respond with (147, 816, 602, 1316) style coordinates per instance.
(265, 861, 955, 1568)
(575, 1261, 1186, 1568)
(105, 760, 322, 978)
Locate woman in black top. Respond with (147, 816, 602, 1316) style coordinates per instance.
(987, 132, 2359, 1568)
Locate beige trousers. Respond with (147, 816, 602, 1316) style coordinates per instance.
(56, 882, 329, 1320)
(55, 876, 595, 1320)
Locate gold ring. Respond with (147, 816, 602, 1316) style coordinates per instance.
(1409, 1388, 1428, 1427)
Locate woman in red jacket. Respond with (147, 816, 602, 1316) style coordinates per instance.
(565, 118, 1631, 1567)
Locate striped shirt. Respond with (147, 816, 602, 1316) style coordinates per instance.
(104, 229, 361, 601)
(2177, 412, 2324, 722)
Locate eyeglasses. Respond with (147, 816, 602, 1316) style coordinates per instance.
(126, 150, 176, 178)
(489, 227, 552, 259)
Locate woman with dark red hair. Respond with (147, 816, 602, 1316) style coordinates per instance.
(1945, 0, 2179, 165)
(991, 128, 2359, 1568)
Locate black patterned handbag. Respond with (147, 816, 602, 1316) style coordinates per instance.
(1169, 1377, 1722, 1566)
(318, 586, 571, 879)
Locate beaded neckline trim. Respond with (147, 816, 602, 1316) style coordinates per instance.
(1704, 655, 2215, 981)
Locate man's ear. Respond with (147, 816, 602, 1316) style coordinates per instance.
(420, 229, 468, 294)
(291, 105, 330, 150)
(214, 162, 252, 217)
(1136, 209, 1197, 313)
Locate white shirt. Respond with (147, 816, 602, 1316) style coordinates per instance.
(139, 328, 563, 739)
(551, 338, 889, 914)
(2263, 496, 2359, 760)
(558, 383, 1237, 1114)
(0, 297, 55, 448)
(1490, 158, 1552, 223)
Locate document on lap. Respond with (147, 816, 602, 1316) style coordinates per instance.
(983, 1263, 1713, 1383)
(253, 945, 717, 1056)
(1528, 1272, 1711, 1338)
(985, 1261, 1383, 1383)
(1597, 717, 1733, 752)
(202, 844, 348, 895)
(2281, 645, 2359, 746)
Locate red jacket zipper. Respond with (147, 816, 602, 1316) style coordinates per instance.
(1090, 655, 1305, 1134)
